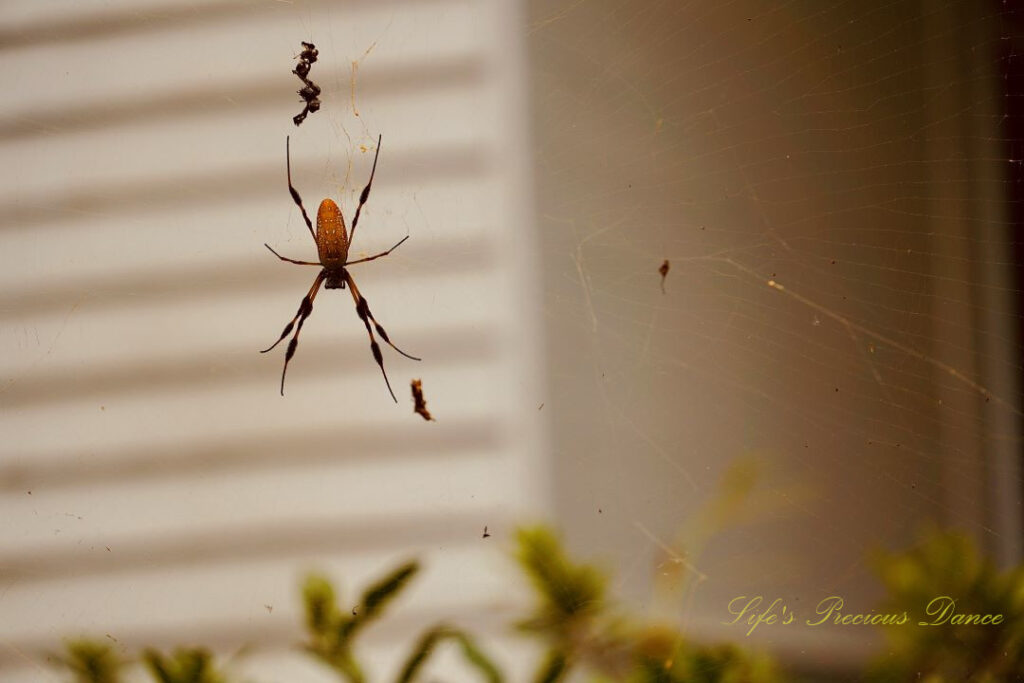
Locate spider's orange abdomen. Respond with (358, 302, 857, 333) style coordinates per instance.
(316, 199, 349, 265)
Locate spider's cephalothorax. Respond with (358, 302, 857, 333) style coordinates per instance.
(262, 135, 419, 400)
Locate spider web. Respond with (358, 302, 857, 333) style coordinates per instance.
(529, 0, 1023, 667)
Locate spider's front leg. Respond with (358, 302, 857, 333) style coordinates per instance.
(285, 136, 317, 242)
(262, 270, 326, 395)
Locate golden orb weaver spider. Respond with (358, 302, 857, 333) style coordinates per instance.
(262, 135, 419, 400)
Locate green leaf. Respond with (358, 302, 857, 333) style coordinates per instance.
(338, 561, 419, 645)
(333, 652, 366, 683)
(451, 630, 503, 683)
(396, 627, 443, 682)
(142, 650, 174, 683)
(516, 527, 605, 627)
(301, 563, 419, 682)
(532, 649, 569, 683)
(357, 561, 419, 625)
(396, 625, 503, 683)
(141, 648, 225, 683)
(302, 574, 340, 635)
(60, 640, 122, 683)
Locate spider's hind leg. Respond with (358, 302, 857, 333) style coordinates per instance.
(345, 273, 420, 361)
(262, 270, 326, 395)
(343, 270, 419, 403)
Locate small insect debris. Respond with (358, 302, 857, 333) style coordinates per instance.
(482, 526, 491, 539)
(658, 259, 670, 294)
(292, 41, 322, 126)
(411, 379, 434, 421)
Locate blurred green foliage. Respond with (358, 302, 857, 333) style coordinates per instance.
(515, 526, 780, 683)
(55, 642, 228, 683)
(52, 528, 777, 683)
(142, 648, 227, 683)
(301, 562, 420, 681)
(868, 528, 1024, 683)
(52, 525, 1024, 683)
(57, 640, 122, 683)
(300, 559, 500, 682)
(397, 624, 503, 683)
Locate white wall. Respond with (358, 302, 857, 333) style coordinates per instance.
(0, 1, 545, 680)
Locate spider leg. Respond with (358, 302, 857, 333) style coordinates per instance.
(344, 271, 421, 362)
(262, 270, 326, 396)
(344, 235, 409, 266)
(344, 270, 419, 403)
(286, 136, 317, 243)
(349, 134, 382, 245)
(265, 243, 320, 265)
